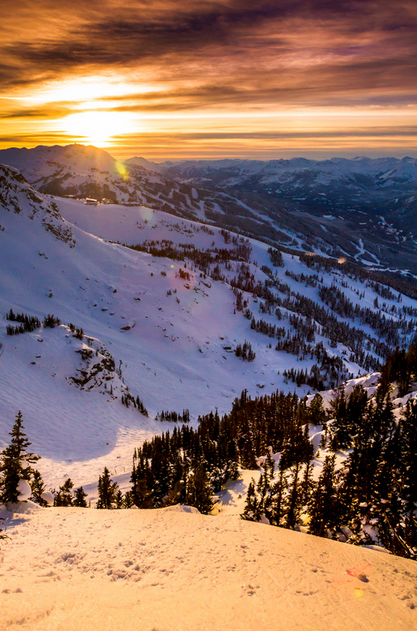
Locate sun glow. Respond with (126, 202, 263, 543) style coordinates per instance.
(26, 76, 141, 105)
(62, 111, 135, 146)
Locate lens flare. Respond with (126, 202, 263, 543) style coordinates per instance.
(115, 161, 129, 182)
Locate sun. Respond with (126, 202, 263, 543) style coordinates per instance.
(62, 111, 133, 147)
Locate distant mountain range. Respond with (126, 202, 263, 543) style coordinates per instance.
(1, 144, 416, 274)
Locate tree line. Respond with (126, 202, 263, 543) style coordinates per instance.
(1, 345, 417, 558)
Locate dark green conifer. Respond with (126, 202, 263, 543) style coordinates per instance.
(0, 411, 39, 504)
(30, 470, 47, 506)
(97, 467, 118, 509)
(186, 466, 213, 514)
(54, 478, 74, 506)
(115, 490, 124, 509)
(308, 455, 338, 537)
(241, 480, 260, 521)
(73, 486, 88, 508)
(123, 491, 135, 508)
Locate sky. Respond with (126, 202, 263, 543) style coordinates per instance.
(1, 0, 417, 161)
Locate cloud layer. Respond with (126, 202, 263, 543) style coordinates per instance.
(1, 0, 417, 157)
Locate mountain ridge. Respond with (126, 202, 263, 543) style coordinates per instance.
(1, 144, 416, 275)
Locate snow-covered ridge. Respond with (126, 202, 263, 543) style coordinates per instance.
(0, 164, 75, 247)
(1, 144, 416, 273)
(0, 144, 179, 212)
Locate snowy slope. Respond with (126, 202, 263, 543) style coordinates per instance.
(163, 155, 417, 269)
(1, 163, 417, 494)
(0, 166, 293, 486)
(1, 157, 417, 630)
(1, 502, 417, 631)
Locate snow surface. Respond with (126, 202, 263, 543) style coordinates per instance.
(1, 502, 417, 631)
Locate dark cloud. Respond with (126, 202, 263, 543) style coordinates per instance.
(114, 127, 417, 142)
(0, 132, 77, 144)
(2, 0, 417, 98)
(102, 71, 417, 113)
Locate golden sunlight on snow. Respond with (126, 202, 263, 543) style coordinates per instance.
(1, 503, 417, 631)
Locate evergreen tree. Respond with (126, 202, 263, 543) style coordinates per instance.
(308, 455, 338, 537)
(308, 393, 327, 426)
(73, 486, 88, 508)
(115, 490, 124, 509)
(241, 480, 261, 521)
(285, 461, 302, 530)
(242, 453, 278, 523)
(0, 411, 39, 504)
(163, 480, 186, 507)
(131, 477, 154, 508)
(97, 467, 119, 509)
(268, 464, 288, 527)
(328, 387, 364, 450)
(30, 469, 47, 506)
(54, 478, 74, 506)
(185, 466, 213, 514)
(123, 491, 135, 508)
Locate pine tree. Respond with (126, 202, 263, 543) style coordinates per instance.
(73, 486, 88, 507)
(115, 490, 124, 509)
(308, 455, 338, 537)
(131, 477, 153, 508)
(30, 470, 47, 506)
(0, 411, 39, 504)
(286, 461, 302, 530)
(54, 478, 74, 506)
(268, 464, 288, 527)
(97, 467, 118, 509)
(241, 480, 260, 521)
(185, 466, 213, 514)
(123, 491, 135, 508)
(242, 453, 276, 523)
(308, 393, 327, 426)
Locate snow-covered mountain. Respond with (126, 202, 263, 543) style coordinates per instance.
(1, 162, 417, 493)
(0, 144, 199, 218)
(161, 155, 417, 271)
(163, 155, 417, 185)
(1, 145, 416, 274)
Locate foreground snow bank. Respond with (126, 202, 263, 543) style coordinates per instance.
(1, 505, 416, 631)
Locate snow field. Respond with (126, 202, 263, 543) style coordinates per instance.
(1, 502, 417, 631)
